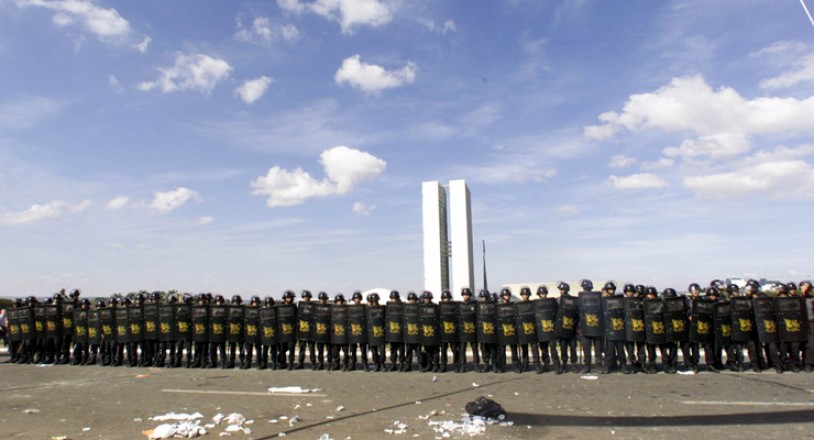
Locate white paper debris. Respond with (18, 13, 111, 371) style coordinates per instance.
(307, 403, 313, 407)
(269, 419, 279, 424)
(677, 370, 695, 375)
(268, 386, 322, 394)
(580, 375, 599, 380)
(472, 383, 480, 387)
(213, 413, 225, 425)
(318, 435, 335, 440)
(82, 427, 91, 431)
(289, 415, 300, 426)
(23, 409, 41, 414)
(335, 406, 345, 412)
(149, 421, 207, 439)
(432, 376, 438, 382)
(219, 433, 232, 437)
(150, 412, 204, 422)
(133, 418, 143, 423)
(428, 415, 514, 437)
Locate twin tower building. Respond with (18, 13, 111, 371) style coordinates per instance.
(422, 180, 475, 301)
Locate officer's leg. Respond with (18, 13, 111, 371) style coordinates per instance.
(308, 341, 316, 367)
(703, 343, 719, 372)
(348, 343, 358, 371)
(645, 344, 657, 373)
(315, 343, 324, 370)
(440, 343, 449, 371)
(510, 344, 521, 373)
(287, 341, 296, 370)
(581, 337, 593, 373)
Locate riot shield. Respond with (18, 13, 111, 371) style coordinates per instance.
(143, 303, 158, 340)
(366, 305, 385, 346)
(209, 305, 227, 343)
(348, 304, 368, 344)
(191, 305, 209, 343)
(8, 309, 22, 343)
(664, 297, 689, 343)
(806, 297, 814, 321)
(19, 307, 35, 341)
(61, 302, 75, 336)
(475, 302, 497, 344)
(72, 309, 89, 345)
(644, 299, 667, 345)
(579, 292, 603, 338)
(458, 302, 477, 343)
(775, 297, 807, 343)
(419, 303, 440, 346)
(624, 297, 646, 342)
(440, 302, 459, 344)
(276, 304, 297, 344)
(33, 305, 46, 339)
(515, 301, 536, 344)
(243, 307, 261, 345)
(45, 304, 62, 338)
(554, 296, 578, 340)
(297, 301, 315, 341)
(128, 305, 145, 342)
(384, 302, 404, 343)
(312, 304, 331, 343)
(226, 305, 244, 344)
(158, 304, 176, 342)
(730, 297, 755, 342)
(115, 308, 129, 344)
(99, 308, 116, 343)
(497, 302, 518, 345)
(689, 299, 714, 344)
(603, 295, 626, 342)
(330, 304, 348, 345)
(174, 303, 192, 341)
(88, 309, 101, 345)
(260, 307, 279, 346)
(534, 298, 557, 342)
(753, 297, 779, 344)
(403, 303, 421, 345)
(713, 302, 733, 346)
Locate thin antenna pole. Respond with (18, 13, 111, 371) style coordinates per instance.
(802, 0, 814, 29)
(482, 240, 488, 292)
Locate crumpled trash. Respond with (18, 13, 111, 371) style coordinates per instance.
(23, 408, 41, 414)
(225, 413, 246, 425)
(318, 435, 335, 440)
(429, 414, 513, 437)
(580, 375, 599, 380)
(335, 406, 345, 412)
(148, 421, 207, 439)
(464, 397, 506, 419)
(288, 415, 300, 427)
(268, 386, 322, 394)
(150, 412, 204, 422)
(384, 420, 408, 435)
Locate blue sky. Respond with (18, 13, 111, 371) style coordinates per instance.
(1, 0, 813, 298)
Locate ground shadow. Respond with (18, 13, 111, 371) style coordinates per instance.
(510, 409, 814, 428)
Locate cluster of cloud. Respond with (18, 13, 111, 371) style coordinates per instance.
(352, 201, 375, 215)
(251, 146, 386, 207)
(608, 173, 668, 190)
(235, 76, 274, 104)
(335, 55, 416, 93)
(419, 18, 457, 35)
(0, 199, 90, 226)
(235, 16, 300, 43)
(277, 0, 392, 34)
(138, 53, 233, 94)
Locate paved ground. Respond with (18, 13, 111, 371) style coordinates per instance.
(1, 355, 813, 440)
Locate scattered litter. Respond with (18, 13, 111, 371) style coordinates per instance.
(432, 376, 438, 382)
(147, 421, 207, 439)
(465, 397, 505, 419)
(429, 414, 514, 437)
(415, 401, 422, 405)
(280, 416, 289, 420)
(472, 383, 480, 387)
(205, 424, 216, 429)
(677, 370, 695, 375)
(306, 403, 313, 407)
(83, 427, 91, 432)
(224, 413, 246, 425)
(219, 433, 232, 437)
(514, 392, 519, 396)
(289, 415, 301, 427)
(134, 418, 143, 423)
(213, 413, 225, 425)
(278, 433, 286, 437)
(23, 409, 41, 414)
(37, 364, 53, 367)
(294, 404, 301, 409)
(326, 416, 335, 420)
(136, 374, 150, 378)
(51, 436, 67, 440)
(335, 406, 345, 412)
(268, 386, 322, 394)
(269, 419, 279, 424)
(418, 410, 440, 420)
(580, 375, 599, 380)
(149, 412, 204, 422)
(384, 420, 408, 435)
(318, 435, 335, 440)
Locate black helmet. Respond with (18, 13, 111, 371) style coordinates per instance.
(645, 286, 658, 297)
(150, 291, 161, 300)
(461, 287, 473, 297)
(500, 287, 511, 297)
(557, 281, 570, 293)
(183, 293, 193, 304)
(776, 284, 788, 295)
(80, 298, 91, 307)
(121, 297, 132, 305)
(13, 298, 23, 307)
(580, 279, 593, 291)
(283, 290, 295, 300)
(52, 293, 63, 302)
(45, 297, 54, 305)
(213, 294, 224, 304)
(318, 291, 329, 301)
(231, 295, 242, 305)
(95, 299, 106, 308)
(478, 289, 489, 299)
(603, 281, 617, 292)
(726, 284, 739, 295)
(27, 295, 38, 304)
(441, 290, 452, 300)
(787, 282, 797, 292)
(800, 280, 812, 289)
(70, 289, 81, 299)
(746, 279, 760, 289)
(706, 286, 720, 297)
(168, 295, 178, 304)
(264, 296, 276, 306)
(491, 293, 499, 303)
(662, 288, 677, 298)
(688, 283, 701, 294)
(623, 283, 636, 293)
(370, 292, 380, 302)
(352, 291, 363, 301)
(250, 295, 261, 305)
(207, 293, 213, 301)
(109, 297, 119, 306)
(301, 290, 313, 299)
(389, 290, 400, 299)
(635, 285, 646, 297)
(536, 286, 548, 296)
(421, 290, 433, 300)
(135, 293, 145, 302)
(710, 279, 725, 290)
(407, 292, 418, 301)
(519, 287, 531, 297)
(334, 293, 345, 303)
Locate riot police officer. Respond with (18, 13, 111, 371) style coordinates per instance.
(156, 294, 178, 368)
(296, 290, 316, 369)
(330, 293, 350, 371)
(209, 295, 228, 368)
(476, 289, 498, 372)
(731, 284, 761, 372)
(7, 298, 23, 364)
(348, 291, 369, 371)
(143, 291, 161, 367)
(556, 282, 579, 372)
(602, 282, 628, 374)
(71, 298, 91, 365)
(259, 296, 278, 370)
(578, 279, 603, 374)
(497, 288, 520, 373)
(385, 290, 405, 372)
(439, 290, 460, 372)
(685, 283, 704, 373)
(174, 293, 194, 368)
(643, 286, 669, 373)
(402, 291, 421, 372)
(516, 287, 539, 373)
(457, 287, 479, 372)
(313, 292, 331, 370)
(419, 291, 441, 372)
(278, 290, 298, 370)
(622, 284, 646, 373)
(226, 295, 244, 369)
(535, 286, 561, 373)
(366, 293, 386, 371)
(242, 296, 262, 369)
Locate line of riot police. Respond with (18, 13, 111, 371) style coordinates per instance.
(4, 280, 813, 374)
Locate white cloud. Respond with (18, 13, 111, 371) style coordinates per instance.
(235, 16, 301, 43)
(198, 216, 214, 225)
(608, 154, 636, 169)
(18, 0, 132, 40)
(108, 74, 123, 93)
(280, 24, 301, 40)
(277, 0, 392, 34)
(133, 35, 151, 53)
(235, 76, 274, 104)
(640, 158, 674, 170)
(335, 55, 416, 94)
(138, 53, 232, 94)
(420, 18, 457, 34)
(352, 201, 375, 215)
(760, 54, 814, 89)
(554, 204, 580, 215)
(149, 187, 201, 213)
(105, 195, 128, 211)
(608, 173, 668, 190)
(0, 199, 90, 226)
(251, 146, 386, 207)
(584, 75, 814, 159)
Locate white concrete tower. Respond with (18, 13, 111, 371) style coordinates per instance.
(448, 179, 474, 299)
(422, 181, 449, 295)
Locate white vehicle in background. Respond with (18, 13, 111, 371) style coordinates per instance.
(760, 281, 783, 294)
